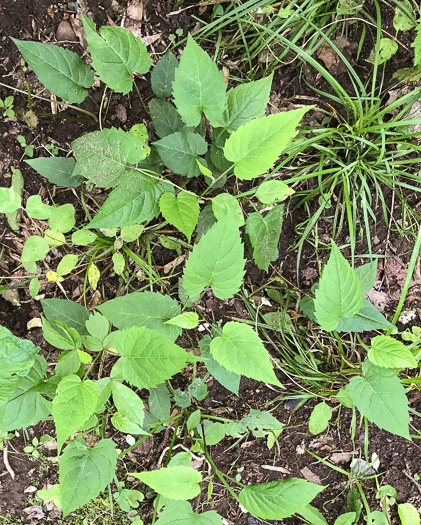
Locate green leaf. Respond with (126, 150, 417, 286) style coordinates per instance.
(412, 21, 421, 67)
(151, 52, 179, 98)
(255, 180, 294, 205)
(41, 298, 90, 335)
(25, 157, 80, 188)
(335, 385, 355, 408)
(182, 215, 245, 300)
(165, 312, 199, 329)
(97, 291, 181, 341)
(131, 466, 201, 500)
(112, 381, 144, 426)
(111, 412, 143, 434)
(204, 422, 226, 445)
(57, 254, 78, 276)
(87, 172, 165, 229)
(188, 378, 207, 401)
(398, 503, 420, 525)
(309, 402, 332, 434)
(187, 410, 201, 432)
(25, 195, 52, 220)
(355, 261, 377, 294)
(148, 383, 171, 422)
(299, 504, 328, 525)
(113, 327, 197, 389)
(368, 335, 417, 369)
(120, 224, 144, 243)
(11, 38, 94, 103)
(212, 193, 244, 226)
(72, 230, 97, 245)
(334, 513, 357, 525)
(159, 192, 200, 241)
(85, 313, 109, 343)
(348, 361, 410, 439)
(49, 204, 75, 233)
(172, 35, 227, 127)
(52, 375, 98, 452)
(88, 263, 100, 290)
(21, 236, 50, 273)
(82, 15, 150, 94)
(245, 205, 284, 272)
(314, 243, 363, 331)
(72, 128, 148, 189)
(199, 335, 240, 395)
(174, 389, 191, 408)
(59, 437, 117, 516)
(0, 187, 21, 213)
(156, 501, 223, 525)
(239, 478, 325, 519)
(224, 107, 310, 180)
(368, 38, 398, 65)
(195, 205, 217, 241)
(149, 99, 184, 138)
(336, 298, 395, 332)
(218, 74, 273, 131)
(112, 252, 125, 275)
(29, 277, 41, 298)
(154, 131, 207, 178)
(393, 0, 416, 31)
(242, 409, 283, 432)
(210, 322, 282, 387)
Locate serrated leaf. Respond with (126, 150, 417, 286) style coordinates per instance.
(72, 128, 148, 189)
(156, 501, 223, 525)
(314, 243, 363, 331)
(59, 437, 117, 516)
(149, 99, 184, 138)
(21, 236, 50, 273)
(245, 205, 283, 272)
(255, 180, 294, 205)
(87, 172, 165, 229)
(195, 205, 217, 241)
(52, 375, 98, 452)
(398, 503, 420, 525)
(199, 335, 240, 395)
(97, 291, 181, 341)
(41, 298, 90, 335)
(11, 38, 94, 103)
(368, 335, 417, 369)
(218, 74, 273, 131)
(25, 157, 80, 188)
(212, 193, 244, 226)
(239, 478, 325, 519)
(336, 298, 395, 333)
(151, 51, 179, 98)
(112, 381, 144, 426)
(348, 361, 410, 439)
(182, 215, 245, 300)
(113, 327, 197, 389)
(224, 107, 310, 180)
(159, 192, 199, 241)
(165, 312, 199, 329)
(88, 263, 100, 290)
(355, 261, 377, 294)
(154, 131, 207, 178)
(57, 254, 78, 276)
(210, 322, 282, 387)
(309, 402, 332, 434)
(172, 35, 227, 127)
(82, 15, 151, 94)
(132, 466, 201, 500)
(393, 0, 416, 31)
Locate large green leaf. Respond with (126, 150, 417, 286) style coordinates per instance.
(368, 335, 417, 369)
(41, 298, 90, 336)
(245, 205, 283, 272)
(217, 74, 273, 131)
(212, 193, 244, 226)
(151, 52, 179, 98)
(199, 335, 240, 395)
(113, 327, 197, 389)
(182, 215, 245, 299)
(72, 128, 148, 188)
(210, 322, 282, 387)
(86, 172, 165, 229)
(172, 35, 227, 127)
(82, 15, 151, 93)
(156, 501, 222, 524)
(111, 381, 144, 426)
(154, 131, 207, 178)
(59, 437, 117, 516)
(223, 107, 310, 180)
(355, 261, 377, 294)
(239, 478, 325, 519)
(398, 503, 420, 525)
(314, 243, 363, 331)
(308, 402, 332, 435)
(11, 38, 94, 103)
(25, 158, 81, 188)
(52, 374, 98, 452)
(132, 466, 201, 500)
(97, 291, 181, 341)
(335, 298, 394, 332)
(149, 99, 184, 138)
(348, 361, 410, 439)
(160, 192, 200, 241)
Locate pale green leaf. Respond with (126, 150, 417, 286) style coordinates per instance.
(154, 131, 207, 178)
(224, 107, 310, 180)
(199, 335, 240, 395)
(41, 298, 90, 335)
(120, 224, 144, 242)
(29, 277, 41, 298)
(195, 205, 217, 241)
(86, 312, 109, 343)
(336, 298, 395, 332)
(88, 263, 100, 290)
(25, 157, 80, 188)
(151, 52, 178, 98)
(52, 374, 98, 452)
(368, 335, 417, 369)
(413, 21, 421, 67)
(165, 312, 199, 329)
(72, 128, 148, 189)
(113, 327, 197, 389)
(210, 322, 282, 387)
(368, 38, 398, 65)
(187, 410, 201, 431)
(132, 465, 201, 500)
(182, 215, 245, 300)
(299, 504, 329, 525)
(21, 236, 50, 273)
(172, 35, 227, 127)
(82, 15, 151, 94)
(309, 402, 332, 434)
(212, 193, 244, 226)
(355, 261, 377, 294)
(97, 291, 181, 341)
(48, 204, 75, 233)
(25, 195, 52, 220)
(0, 187, 21, 213)
(204, 422, 226, 445)
(398, 503, 420, 525)
(57, 254, 78, 276)
(112, 381, 144, 426)
(393, 1, 416, 31)
(72, 230, 97, 245)
(334, 512, 357, 525)
(148, 383, 171, 422)
(348, 361, 410, 439)
(255, 180, 294, 205)
(156, 501, 222, 525)
(149, 99, 183, 138)
(59, 437, 117, 516)
(11, 38, 94, 103)
(159, 192, 200, 241)
(239, 478, 325, 519)
(112, 252, 125, 275)
(314, 243, 363, 331)
(245, 205, 283, 272)
(111, 412, 143, 434)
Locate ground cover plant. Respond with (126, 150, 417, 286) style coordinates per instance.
(1, 1, 421, 523)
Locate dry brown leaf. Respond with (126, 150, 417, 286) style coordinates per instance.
(2, 288, 20, 306)
(87, 290, 103, 310)
(300, 466, 322, 485)
(163, 254, 186, 274)
(330, 452, 353, 464)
